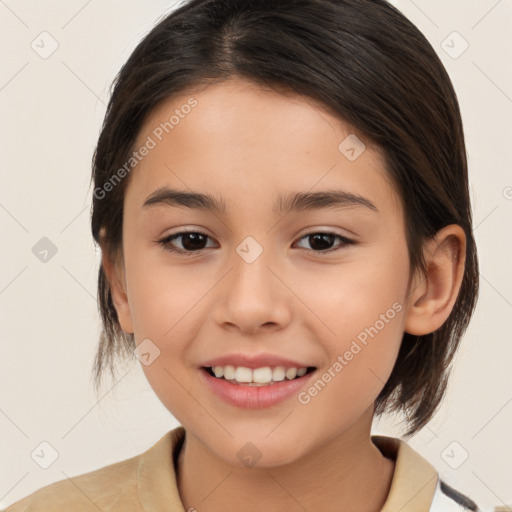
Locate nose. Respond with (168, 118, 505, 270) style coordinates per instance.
(212, 242, 292, 335)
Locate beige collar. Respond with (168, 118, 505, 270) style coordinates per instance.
(372, 435, 438, 511)
(137, 427, 438, 512)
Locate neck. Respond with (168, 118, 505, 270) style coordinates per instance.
(176, 410, 395, 512)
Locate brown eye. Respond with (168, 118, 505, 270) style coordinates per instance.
(295, 232, 354, 252)
(159, 231, 216, 253)
(158, 230, 355, 256)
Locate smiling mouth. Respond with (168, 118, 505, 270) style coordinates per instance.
(202, 365, 317, 386)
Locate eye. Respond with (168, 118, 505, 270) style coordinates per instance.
(158, 230, 355, 255)
(158, 231, 217, 254)
(294, 232, 355, 253)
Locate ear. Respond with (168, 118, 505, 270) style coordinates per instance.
(101, 242, 134, 334)
(404, 225, 466, 336)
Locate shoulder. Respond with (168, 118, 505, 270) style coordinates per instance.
(3, 450, 142, 512)
(3, 427, 185, 512)
(371, 434, 483, 512)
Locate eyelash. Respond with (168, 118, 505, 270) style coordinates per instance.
(157, 230, 356, 256)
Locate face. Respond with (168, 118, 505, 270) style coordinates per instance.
(114, 77, 413, 467)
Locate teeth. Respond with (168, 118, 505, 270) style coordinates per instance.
(253, 367, 272, 383)
(273, 366, 285, 381)
(285, 367, 297, 380)
(234, 367, 252, 383)
(209, 365, 311, 384)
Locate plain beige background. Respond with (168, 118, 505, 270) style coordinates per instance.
(1, 1, 511, 510)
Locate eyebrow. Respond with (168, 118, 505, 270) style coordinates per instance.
(142, 187, 378, 215)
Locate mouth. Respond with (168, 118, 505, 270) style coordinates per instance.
(201, 365, 317, 386)
(198, 357, 319, 408)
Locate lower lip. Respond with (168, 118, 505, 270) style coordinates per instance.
(199, 368, 316, 409)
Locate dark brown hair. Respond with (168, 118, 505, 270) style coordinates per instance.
(90, 0, 479, 437)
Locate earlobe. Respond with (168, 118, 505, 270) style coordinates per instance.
(404, 225, 466, 336)
(101, 246, 134, 334)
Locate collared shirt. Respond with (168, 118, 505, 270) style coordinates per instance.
(4, 426, 482, 511)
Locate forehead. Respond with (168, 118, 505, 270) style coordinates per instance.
(126, 78, 401, 218)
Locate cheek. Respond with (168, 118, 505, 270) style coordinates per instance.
(125, 256, 205, 420)
(295, 244, 409, 392)
(297, 246, 409, 335)
(124, 245, 210, 341)
(297, 300, 405, 431)
(122, 247, 210, 406)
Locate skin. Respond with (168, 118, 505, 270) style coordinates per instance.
(102, 77, 466, 512)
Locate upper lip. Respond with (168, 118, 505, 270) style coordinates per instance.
(201, 353, 314, 369)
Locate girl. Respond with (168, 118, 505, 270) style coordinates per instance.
(5, 0, 482, 510)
